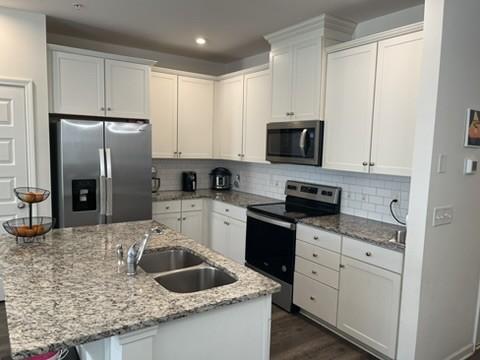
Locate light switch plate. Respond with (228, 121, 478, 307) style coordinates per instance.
(464, 159, 478, 175)
(433, 206, 454, 226)
(437, 154, 448, 174)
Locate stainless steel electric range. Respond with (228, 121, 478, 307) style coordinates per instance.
(245, 180, 341, 312)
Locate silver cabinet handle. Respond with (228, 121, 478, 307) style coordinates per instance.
(309, 296, 315, 301)
(362, 161, 368, 166)
(17, 202, 25, 209)
(312, 253, 318, 258)
(365, 251, 372, 257)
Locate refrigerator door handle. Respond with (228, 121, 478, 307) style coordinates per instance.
(99, 149, 106, 223)
(105, 148, 113, 223)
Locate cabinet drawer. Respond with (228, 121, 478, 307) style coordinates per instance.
(182, 199, 203, 212)
(212, 201, 246, 222)
(297, 224, 341, 253)
(295, 256, 339, 289)
(152, 200, 181, 214)
(342, 236, 403, 274)
(293, 272, 338, 326)
(296, 240, 340, 271)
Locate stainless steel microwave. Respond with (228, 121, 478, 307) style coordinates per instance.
(266, 120, 324, 166)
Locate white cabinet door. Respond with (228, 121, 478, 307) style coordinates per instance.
(51, 51, 105, 116)
(0, 84, 31, 230)
(150, 72, 178, 158)
(178, 76, 214, 158)
(270, 47, 293, 122)
(323, 43, 378, 173)
(227, 218, 246, 264)
(153, 213, 181, 232)
(210, 212, 228, 256)
(337, 256, 401, 358)
(105, 59, 150, 119)
(370, 32, 423, 176)
(291, 38, 322, 121)
(216, 76, 244, 161)
(181, 211, 204, 245)
(243, 70, 270, 163)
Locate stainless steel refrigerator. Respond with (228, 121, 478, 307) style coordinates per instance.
(51, 118, 152, 228)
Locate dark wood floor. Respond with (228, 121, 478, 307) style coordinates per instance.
(270, 306, 374, 360)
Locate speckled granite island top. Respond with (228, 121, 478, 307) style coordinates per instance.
(300, 214, 406, 251)
(152, 189, 277, 208)
(0, 221, 280, 360)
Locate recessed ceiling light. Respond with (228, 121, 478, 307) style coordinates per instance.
(195, 37, 207, 46)
(72, 3, 83, 10)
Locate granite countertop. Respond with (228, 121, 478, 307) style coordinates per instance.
(0, 221, 280, 359)
(300, 213, 406, 251)
(152, 189, 278, 208)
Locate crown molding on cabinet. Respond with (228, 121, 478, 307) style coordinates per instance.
(265, 14, 356, 46)
(153, 64, 269, 81)
(47, 44, 157, 66)
(326, 22, 424, 54)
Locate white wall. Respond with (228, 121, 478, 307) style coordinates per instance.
(398, 0, 480, 359)
(353, 5, 425, 39)
(47, 33, 226, 76)
(153, 159, 410, 225)
(0, 7, 51, 215)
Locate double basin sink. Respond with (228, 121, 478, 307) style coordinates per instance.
(139, 249, 237, 293)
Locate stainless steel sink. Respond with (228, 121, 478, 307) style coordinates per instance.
(139, 249, 204, 273)
(155, 266, 237, 293)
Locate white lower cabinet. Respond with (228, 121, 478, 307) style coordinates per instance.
(153, 212, 181, 232)
(337, 256, 401, 358)
(181, 211, 204, 245)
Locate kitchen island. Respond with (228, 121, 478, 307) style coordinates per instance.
(0, 221, 280, 360)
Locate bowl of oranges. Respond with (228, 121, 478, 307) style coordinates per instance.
(2, 217, 55, 240)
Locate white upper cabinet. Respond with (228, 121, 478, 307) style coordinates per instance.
(243, 70, 271, 163)
(150, 72, 178, 158)
(105, 59, 150, 119)
(49, 47, 154, 119)
(323, 43, 378, 173)
(270, 47, 293, 122)
(215, 75, 244, 160)
(51, 51, 105, 117)
(370, 31, 423, 176)
(291, 38, 323, 121)
(177, 76, 214, 159)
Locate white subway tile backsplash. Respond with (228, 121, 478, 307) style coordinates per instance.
(153, 159, 410, 225)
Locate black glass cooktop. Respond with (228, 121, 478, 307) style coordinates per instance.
(247, 202, 333, 223)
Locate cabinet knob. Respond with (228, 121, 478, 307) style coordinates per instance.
(312, 253, 318, 258)
(177, 218, 181, 221)
(178, 152, 182, 156)
(173, 151, 178, 155)
(365, 251, 372, 257)
(165, 206, 170, 209)
(183, 217, 186, 221)
(225, 208, 229, 212)
(309, 296, 316, 301)
(191, 204, 195, 207)
(340, 264, 345, 269)
(311, 270, 317, 275)
(238, 154, 242, 157)
(291, 112, 295, 116)
(107, 107, 112, 111)
(100, 107, 105, 111)
(313, 236, 319, 240)
(17, 202, 26, 209)
(362, 161, 368, 166)
(369, 162, 375, 166)
(224, 221, 230, 226)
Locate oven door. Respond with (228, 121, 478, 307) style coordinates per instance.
(245, 211, 296, 284)
(266, 120, 324, 166)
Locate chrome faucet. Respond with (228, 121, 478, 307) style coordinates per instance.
(126, 227, 161, 276)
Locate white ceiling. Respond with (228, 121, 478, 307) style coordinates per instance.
(0, 0, 424, 62)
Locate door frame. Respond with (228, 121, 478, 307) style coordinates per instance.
(0, 78, 37, 189)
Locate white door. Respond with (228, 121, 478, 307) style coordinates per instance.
(323, 43, 378, 173)
(227, 218, 246, 264)
(178, 76, 214, 158)
(153, 213, 181, 232)
(181, 211, 203, 244)
(150, 72, 178, 158)
(291, 38, 322, 121)
(105, 60, 150, 119)
(243, 70, 270, 163)
(217, 76, 244, 161)
(210, 212, 228, 256)
(337, 256, 401, 358)
(51, 51, 105, 117)
(0, 83, 31, 230)
(270, 47, 293, 122)
(370, 32, 423, 176)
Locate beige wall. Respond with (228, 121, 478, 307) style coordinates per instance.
(0, 6, 51, 215)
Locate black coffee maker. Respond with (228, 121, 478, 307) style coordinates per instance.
(182, 171, 197, 192)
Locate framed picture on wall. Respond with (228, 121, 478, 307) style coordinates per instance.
(465, 109, 480, 148)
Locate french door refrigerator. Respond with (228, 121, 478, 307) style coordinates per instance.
(51, 118, 152, 228)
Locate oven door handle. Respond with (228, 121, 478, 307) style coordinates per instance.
(247, 211, 296, 230)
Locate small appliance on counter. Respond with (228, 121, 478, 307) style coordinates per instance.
(182, 171, 197, 192)
(210, 167, 231, 190)
(152, 166, 161, 193)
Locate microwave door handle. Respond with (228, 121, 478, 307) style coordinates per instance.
(299, 129, 308, 157)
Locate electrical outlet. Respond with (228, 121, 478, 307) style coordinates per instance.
(433, 206, 454, 226)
